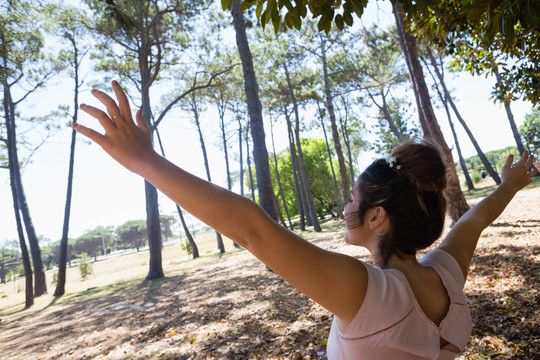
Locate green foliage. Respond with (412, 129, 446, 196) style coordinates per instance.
(180, 239, 193, 256)
(520, 108, 540, 154)
(0, 241, 21, 283)
(0, 2, 46, 83)
(73, 226, 113, 258)
(227, 0, 369, 34)
(78, 253, 93, 280)
(401, 0, 539, 45)
(371, 97, 418, 155)
(116, 220, 147, 251)
(85, 0, 203, 92)
(464, 146, 518, 175)
(470, 170, 482, 184)
(402, 0, 540, 104)
(270, 138, 338, 218)
(160, 215, 177, 242)
(227, 0, 540, 104)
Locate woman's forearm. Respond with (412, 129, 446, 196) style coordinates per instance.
(138, 152, 269, 248)
(465, 182, 519, 230)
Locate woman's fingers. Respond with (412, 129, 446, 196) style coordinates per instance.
(73, 123, 106, 145)
(526, 156, 538, 177)
(91, 88, 122, 123)
(504, 154, 514, 169)
(135, 109, 151, 134)
(80, 103, 116, 133)
(111, 80, 132, 122)
(516, 150, 529, 167)
(524, 154, 534, 169)
(516, 151, 536, 176)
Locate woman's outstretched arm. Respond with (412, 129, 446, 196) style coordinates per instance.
(439, 151, 537, 279)
(74, 81, 368, 326)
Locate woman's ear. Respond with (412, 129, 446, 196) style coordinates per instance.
(367, 206, 388, 229)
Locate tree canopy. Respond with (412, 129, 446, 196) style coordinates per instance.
(227, 0, 540, 104)
(520, 108, 540, 153)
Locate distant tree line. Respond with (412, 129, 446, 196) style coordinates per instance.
(0, 215, 177, 284)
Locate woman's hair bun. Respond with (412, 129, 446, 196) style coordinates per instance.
(391, 140, 447, 193)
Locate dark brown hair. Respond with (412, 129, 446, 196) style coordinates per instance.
(355, 140, 447, 266)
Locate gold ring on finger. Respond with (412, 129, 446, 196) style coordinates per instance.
(112, 114, 121, 119)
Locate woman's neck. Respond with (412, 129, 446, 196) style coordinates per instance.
(374, 252, 419, 271)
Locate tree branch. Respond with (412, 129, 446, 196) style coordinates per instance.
(19, 129, 58, 172)
(292, 42, 321, 59)
(152, 64, 239, 130)
(13, 69, 55, 106)
(8, 73, 24, 88)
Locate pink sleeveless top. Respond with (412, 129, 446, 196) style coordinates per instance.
(327, 248, 472, 359)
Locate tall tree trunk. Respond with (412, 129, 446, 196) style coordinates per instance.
(176, 205, 199, 258)
(441, 95, 475, 190)
(4, 85, 46, 296)
(16, 175, 46, 295)
(5, 86, 33, 308)
(217, 102, 233, 191)
(245, 127, 256, 202)
(269, 113, 293, 229)
(192, 96, 225, 253)
(144, 179, 163, 278)
(55, 37, 80, 296)
(439, 93, 475, 190)
(426, 48, 501, 185)
(0, 258, 5, 284)
(232, 0, 279, 221)
(317, 101, 343, 218)
(11, 173, 33, 308)
(217, 102, 240, 248)
(237, 116, 245, 197)
(285, 111, 306, 230)
(283, 62, 321, 231)
(493, 69, 526, 155)
(393, 4, 469, 224)
(421, 53, 474, 191)
(337, 96, 357, 192)
(140, 74, 163, 280)
(393, 7, 431, 137)
(370, 90, 406, 142)
(320, 34, 350, 205)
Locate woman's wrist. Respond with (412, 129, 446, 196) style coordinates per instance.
(130, 150, 164, 177)
(495, 181, 520, 200)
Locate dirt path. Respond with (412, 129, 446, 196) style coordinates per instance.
(0, 187, 538, 359)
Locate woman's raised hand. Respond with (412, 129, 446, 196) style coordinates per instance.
(501, 151, 537, 192)
(74, 81, 158, 174)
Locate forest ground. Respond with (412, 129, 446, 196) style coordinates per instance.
(0, 178, 539, 360)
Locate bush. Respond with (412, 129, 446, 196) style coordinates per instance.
(181, 239, 193, 256)
(471, 171, 482, 184)
(79, 253, 93, 280)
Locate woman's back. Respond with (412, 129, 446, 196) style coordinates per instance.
(327, 249, 472, 360)
(399, 257, 450, 327)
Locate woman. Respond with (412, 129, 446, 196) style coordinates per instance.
(74, 82, 537, 359)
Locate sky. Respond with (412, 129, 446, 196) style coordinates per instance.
(0, 1, 535, 245)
